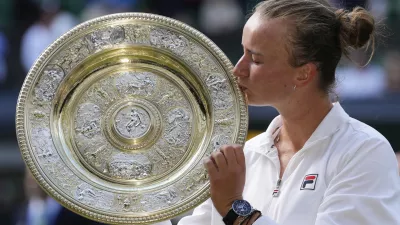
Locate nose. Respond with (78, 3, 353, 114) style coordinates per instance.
(233, 55, 248, 78)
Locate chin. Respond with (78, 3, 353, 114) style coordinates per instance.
(247, 99, 272, 107)
(244, 93, 273, 107)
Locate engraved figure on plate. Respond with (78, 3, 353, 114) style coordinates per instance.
(125, 24, 151, 44)
(115, 71, 156, 96)
(34, 65, 65, 102)
(75, 183, 98, 206)
(165, 108, 191, 146)
(85, 26, 125, 52)
(177, 166, 208, 196)
(115, 106, 151, 139)
(150, 28, 188, 55)
(53, 40, 91, 73)
(156, 83, 185, 109)
(117, 194, 142, 212)
(108, 153, 152, 180)
(31, 127, 55, 158)
(142, 188, 179, 211)
(75, 103, 102, 139)
(206, 73, 233, 110)
(85, 76, 119, 108)
(83, 144, 112, 173)
(74, 183, 112, 210)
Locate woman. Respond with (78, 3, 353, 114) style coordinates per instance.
(161, 0, 400, 224)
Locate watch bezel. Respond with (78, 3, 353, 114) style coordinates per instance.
(232, 199, 253, 217)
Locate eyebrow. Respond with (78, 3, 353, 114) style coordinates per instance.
(242, 44, 263, 56)
(248, 49, 263, 56)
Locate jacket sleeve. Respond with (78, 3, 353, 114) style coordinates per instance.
(250, 138, 400, 225)
(176, 199, 213, 225)
(151, 199, 213, 225)
(315, 138, 400, 225)
(152, 220, 173, 225)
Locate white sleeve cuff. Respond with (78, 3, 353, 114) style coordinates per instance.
(151, 221, 172, 225)
(253, 216, 278, 225)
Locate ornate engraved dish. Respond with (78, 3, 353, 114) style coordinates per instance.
(16, 13, 248, 224)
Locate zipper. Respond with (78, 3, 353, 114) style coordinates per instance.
(267, 150, 300, 214)
(265, 127, 327, 215)
(266, 177, 281, 215)
(272, 178, 282, 197)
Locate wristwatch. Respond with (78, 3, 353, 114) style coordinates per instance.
(223, 199, 253, 225)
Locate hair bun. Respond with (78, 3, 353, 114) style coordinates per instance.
(336, 7, 375, 50)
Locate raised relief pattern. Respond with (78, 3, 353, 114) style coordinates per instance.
(115, 71, 156, 97)
(180, 42, 219, 79)
(164, 108, 191, 147)
(108, 153, 152, 180)
(150, 28, 188, 55)
(34, 65, 65, 102)
(141, 188, 179, 212)
(176, 166, 208, 198)
(31, 126, 78, 192)
(114, 106, 151, 139)
(79, 141, 112, 174)
(125, 24, 151, 45)
(206, 73, 233, 110)
(53, 40, 90, 74)
(211, 134, 231, 152)
(85, 26, 125, 53)
(75, 103, 102, 139)
(116, 194, 143, 212)
(75, 183, 113, 210)
(31, 127, 55, 158)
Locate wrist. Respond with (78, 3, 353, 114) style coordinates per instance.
(235, 210, 261, 225)
(222, 197, 243, 217)
(223, 199, 253, 225)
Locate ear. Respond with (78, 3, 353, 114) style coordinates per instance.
(294, 62, 318, 87)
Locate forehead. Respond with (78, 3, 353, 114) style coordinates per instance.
(242, 14, 290, 54)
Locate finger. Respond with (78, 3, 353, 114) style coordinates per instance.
(209, 153, 219, 171)
(220, 145, 238, 166)
(204, 157, 218, 175)
(212, 151, 228, 171)
(232, 144, 245, 167)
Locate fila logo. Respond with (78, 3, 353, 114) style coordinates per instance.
(300, 174, 318, 190)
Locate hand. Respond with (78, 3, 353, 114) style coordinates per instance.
(204, 144, 246, 217)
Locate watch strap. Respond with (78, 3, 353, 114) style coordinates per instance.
(223, 208, 239, 225)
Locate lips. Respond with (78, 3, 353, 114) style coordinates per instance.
(238, 84, 249, 104)
(238, 84, 247, 92)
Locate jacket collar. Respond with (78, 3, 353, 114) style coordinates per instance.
(250, 102, 350, 154)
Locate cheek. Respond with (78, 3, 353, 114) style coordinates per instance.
(250, 66, 286, 87)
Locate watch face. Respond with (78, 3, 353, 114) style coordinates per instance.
(232, 200, 252, 216)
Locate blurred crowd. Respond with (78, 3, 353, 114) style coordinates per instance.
(0, 0, 399, 225)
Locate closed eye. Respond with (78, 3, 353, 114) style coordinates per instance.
(251, 56, 263, 65)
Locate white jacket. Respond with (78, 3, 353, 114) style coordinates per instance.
(159, 103, 400, 225)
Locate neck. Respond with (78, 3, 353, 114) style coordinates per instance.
(275, 94, 333, 152)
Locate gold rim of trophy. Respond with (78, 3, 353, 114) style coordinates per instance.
(16, 12, 248, 224)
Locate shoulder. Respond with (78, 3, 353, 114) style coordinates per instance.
(348, 117, 387, 140)
(345, 117, 392, 154)
(329, 117, 396, 174)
